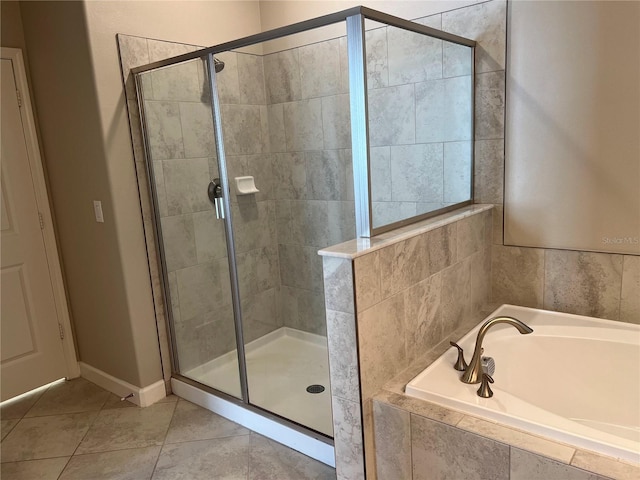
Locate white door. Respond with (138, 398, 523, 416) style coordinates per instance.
(1, 53, 72, 400)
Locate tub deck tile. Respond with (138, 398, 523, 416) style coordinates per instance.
(374, 391, 463, 427)
(572, 450, 640, 480)
(457, 416, 575, 464)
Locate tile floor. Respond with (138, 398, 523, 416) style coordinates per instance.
(0, 378, 336, 479)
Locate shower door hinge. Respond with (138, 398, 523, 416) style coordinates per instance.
(16, 89, 22, 108)
(38, 212, 45, 230)
(58, 323, 64, 340)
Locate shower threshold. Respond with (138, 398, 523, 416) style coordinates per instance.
(183, 327, 333, 437)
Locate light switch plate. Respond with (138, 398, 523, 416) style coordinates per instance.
(93, 200, 104, 223)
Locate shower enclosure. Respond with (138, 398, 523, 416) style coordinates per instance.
(131, 6, 474, 464)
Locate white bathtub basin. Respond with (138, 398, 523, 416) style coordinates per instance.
(406, 305, 640, 463)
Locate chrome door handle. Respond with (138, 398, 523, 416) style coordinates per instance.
(208, 178, 225, 219)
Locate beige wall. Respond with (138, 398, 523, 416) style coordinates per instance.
(81, 0, 262, 386)
(19, 1, 148, 386)
(14, 0, 476, 392)
(259, 0, 480, 29)
(1, 1, 27, 50)
(16, 0, 263, 389)
(258, 0, 479, 53)
(505, 1, 640, 255)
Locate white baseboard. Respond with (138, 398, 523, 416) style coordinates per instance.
(79, 362, 166, 407)
(171, 378, 335, 467)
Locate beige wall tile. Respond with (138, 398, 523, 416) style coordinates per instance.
(150, 60, 201, 103)
(325, 310, 360, 403)
(362, 399, 377, 480)
(369, 84, 416, 146)
(442, 0, 507, 74)
(415, 76, 472, 144)
(263, 49, 301, 104)
(162, 158, 211, 216)
(354, 252, 381, 312)
(322, 257, 354, 314)
(474, 139, 504, 205)
(411, 413, 509, 480)
(331, 396, 365, 480)
(544, 250, 623, 320)
(373, 400, 411, 480)
(470, 246, 492, 315)
(379, 236, 429, 299)
(457, 211, 486, 260)
(118, 35, 150, 101)
(404, 272, 443, 363)
(358, 294, 406, 400)
(474, 71, 505, 140)
(387, 25, 442, 86)
(492, 204, 504, 245)
(237, 53, 266, 106)
(220, 104, 262, 156)
(620, 255, 640, 323)
(160, 215, 197, 272)
(441, 257, 471, 332)
(144, 101, 184, 160)
(427, 223, 457, 275)
(283, 99, 324, 152)
(365, 28, 389, 89)
(299, 38, 341, 100)
(492, 245, 544, 308)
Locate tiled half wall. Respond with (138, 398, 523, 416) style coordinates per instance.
(321, 206, 493, 479)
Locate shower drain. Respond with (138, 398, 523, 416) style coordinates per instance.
(306, 384, 325, 394)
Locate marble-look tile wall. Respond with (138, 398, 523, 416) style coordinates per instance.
(436, 0, 640, 325)
(364, 17, 474, 228)
(119, 37, 282, 375)
(139, 53, 268, 371)
(322, 207, 493, 480)
(323, 256, 364, 480)
(264, 39, 356, 337)
(215, 50, 283, 346)
(118, 35, 207, 385)
(492, 246, 639, 323)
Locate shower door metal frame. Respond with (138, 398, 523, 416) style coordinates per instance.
(132, 6, 476, 240)
(347, 11, 477, 237)
(204, 53, 250, 404)
(132, 4, 476, 441)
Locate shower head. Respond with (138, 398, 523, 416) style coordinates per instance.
(214, 57, 225, 73)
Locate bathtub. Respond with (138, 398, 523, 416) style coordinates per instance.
(406, 305, 640, 464)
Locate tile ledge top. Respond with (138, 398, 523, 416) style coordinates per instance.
(318, 204, 494, 259)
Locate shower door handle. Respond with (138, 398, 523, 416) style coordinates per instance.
(208, 178, 225, 219)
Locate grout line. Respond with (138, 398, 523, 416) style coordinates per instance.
(148, 399, 178, 479)
(541, 248, 547, 309)
(617, 255, 626, 321)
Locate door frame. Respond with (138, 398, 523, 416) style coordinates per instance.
(1, 47, 79, 380)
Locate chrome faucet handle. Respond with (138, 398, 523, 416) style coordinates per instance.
(477, 373, 494, 398)
(481, 356, 495, 377)
(449, 341, 468, 372)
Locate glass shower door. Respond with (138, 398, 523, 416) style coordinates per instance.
(214, 23, 354, 436)
(137, 57, 242, 398)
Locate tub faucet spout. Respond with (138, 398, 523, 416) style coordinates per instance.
(460, 316, 533, 384)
